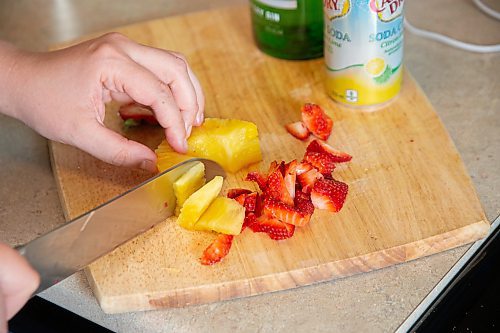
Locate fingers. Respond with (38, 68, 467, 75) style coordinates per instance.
(118, 41, 204, 131)
(0, 243, 40, 321)
(102, 59, 188, 153)
(184, 63, 205, 126)
(75, 120, 158, 172)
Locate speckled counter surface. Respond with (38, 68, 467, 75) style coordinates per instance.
(0, 0, 498, 332)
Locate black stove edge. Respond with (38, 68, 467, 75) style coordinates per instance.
(8, 296, 115, 333)
(396, 214, 500, 333)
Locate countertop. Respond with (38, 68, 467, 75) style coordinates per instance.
(0, 0, 498, 332)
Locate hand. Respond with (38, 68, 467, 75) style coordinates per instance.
(0, 242, 40, 333)
(0, 33, 205, 172)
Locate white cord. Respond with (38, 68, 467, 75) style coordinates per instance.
(404, 0, 500, 53)
(473, 0, 500, 20)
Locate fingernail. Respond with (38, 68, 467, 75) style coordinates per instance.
(196, 112, 204, 125)
(140, 160, 157, 173)
(180, 138, 188, 152)
(186, 124, 192, 137)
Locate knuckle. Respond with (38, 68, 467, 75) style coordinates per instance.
(169, 53, 189, 73)
(87, 34, 127, 61)
(102, 32, 129, 44)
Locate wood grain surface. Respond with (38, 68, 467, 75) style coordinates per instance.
(49, 5, 490, 314)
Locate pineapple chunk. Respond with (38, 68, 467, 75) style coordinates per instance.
(177, 176, 223, 230)
(156, 145, 191, 172)
(173, 162, 206, 216)
(155, 118, 262, 173)
(194, 197, 245, 235)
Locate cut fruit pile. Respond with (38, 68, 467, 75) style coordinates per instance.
(199, 138, 351, 264)
(197, 103, 351, 265)
(152, 103, 351, 266)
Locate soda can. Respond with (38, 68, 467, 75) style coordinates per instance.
(324, 0, 405, 108)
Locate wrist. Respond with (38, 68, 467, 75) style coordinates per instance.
(0, 41, 30, 120)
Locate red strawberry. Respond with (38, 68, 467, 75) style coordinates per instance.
(261, 196, 312, 227)
(294, 191, 315, 223)
(297, 167, 324, 193)
(310, 178, 348, 212)
(252, 215, 295, 240)
(118, 103, 158, 125)
(283, 160, 297, 201)
(265, 167, 294, 206)
(245, 171, 267, 191)
(227, 188, 252, 199)
(301, 103, 333, 140)
(296, 161, 314, 175)
(234, 193, 247, 206)
(200, 234, 234, 265)
(306, 139, 352, 163)
(285, 121, 310, 140)
(303, 151, 336, 176)
(243, 192, 258, 212)
(243, 212, 258, 230)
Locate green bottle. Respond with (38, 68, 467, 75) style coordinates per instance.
(250, 0, 323, 60)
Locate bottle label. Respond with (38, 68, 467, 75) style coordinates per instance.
(324, 0, 351, 20)
(324, 0, 404, 107)
(254, 0, 298, 10)
(370, 0, 404, 22)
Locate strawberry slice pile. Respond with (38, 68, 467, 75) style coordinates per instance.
(200, 138, 352, 265)
(286, 103, 333, 141)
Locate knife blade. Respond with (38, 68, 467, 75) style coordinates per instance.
(16, 158, 225, 294)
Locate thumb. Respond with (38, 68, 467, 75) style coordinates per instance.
(74, 121, 158, 172)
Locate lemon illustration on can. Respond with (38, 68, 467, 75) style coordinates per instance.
(365, 57, 392, 84)
(365, 58, 386, 77)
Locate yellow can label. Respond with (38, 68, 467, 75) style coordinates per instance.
(324, 0, 404, 107)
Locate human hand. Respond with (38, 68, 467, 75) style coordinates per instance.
(0, 242, 40, 333)
(0, 33, 204, 172)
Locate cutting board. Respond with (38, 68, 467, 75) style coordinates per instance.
(49, 5, 489, 314)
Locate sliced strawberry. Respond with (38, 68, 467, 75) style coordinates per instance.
(310, 178, 348, 212)
(283, 160, 297, 201)
(243, 192, 258, 212)
(245, 171, 267, 191)
(200, 234, 234, 265)
(118, 103, 158, 125)
(301, 103, 333, 140)
(296, 161, 314, 175)
(234, 193, 247, 206)
(227, 188, 252, 199)
(297, 167, 323, 193)
(261, 196, 312, 227)
(306, 139, 352, 163)
(285, 121, 310, 140)
(243, 211, 258, 231)
(294, 191, 315, 216)
(303, 151, 336, 176)
(252, 215, 295, 240)
(265, 167, 294, 206)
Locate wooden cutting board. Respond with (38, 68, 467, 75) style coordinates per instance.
(49, 5, 489, 314)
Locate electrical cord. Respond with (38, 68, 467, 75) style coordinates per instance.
(404, 0, 500, 53)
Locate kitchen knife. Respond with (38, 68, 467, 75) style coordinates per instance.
(16, 158, 225, 294)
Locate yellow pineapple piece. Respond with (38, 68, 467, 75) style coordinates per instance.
(156, 143, 191, 172)
(155, 118, 262, 173)
(177, 176, 223, 230)
(193, 197, 245, 235)
(172, 162, 206, 216)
